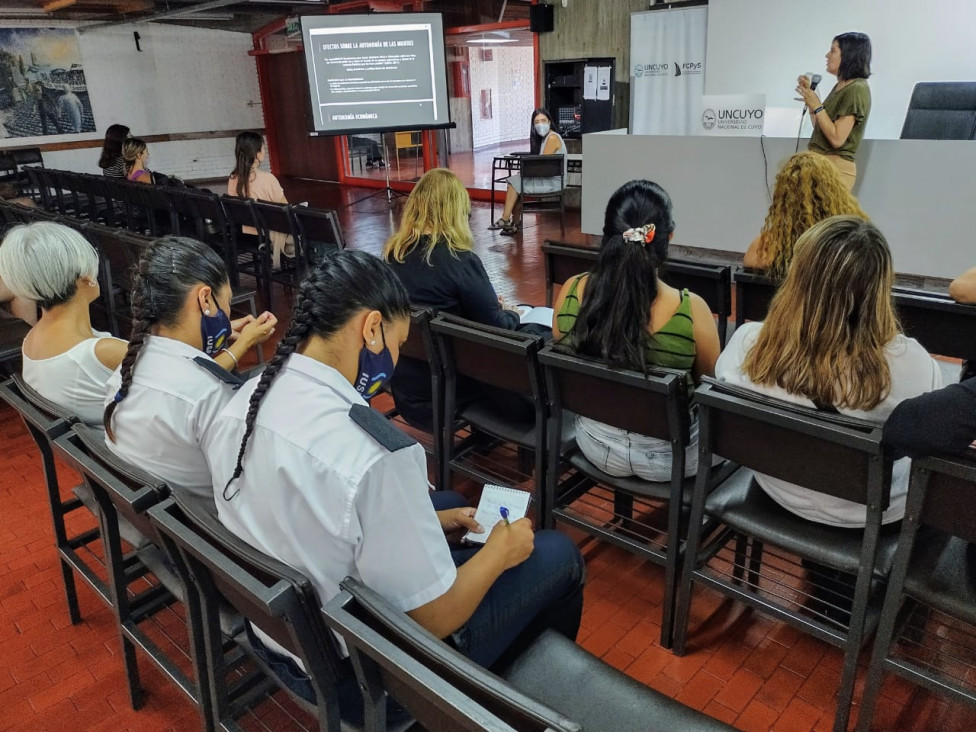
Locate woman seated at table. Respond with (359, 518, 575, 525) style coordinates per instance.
(552, 179, 721, 481)
(743, 151, 866, 280)
(0, 222, 124, 424)
(716, 216, 942, 527)
(384, 168, 527, 431)
(492, 108, 566, 236)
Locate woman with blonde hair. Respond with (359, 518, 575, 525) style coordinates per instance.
(743, 152, 867, 280)
(122, 138, 152, 184)
(384, 168, 522, 430)
(717, 216, 941, 527)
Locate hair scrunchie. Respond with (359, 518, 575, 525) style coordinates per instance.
(622, 223, 656, 246)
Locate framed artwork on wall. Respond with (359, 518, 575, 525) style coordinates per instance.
(0, 27, 96, 138)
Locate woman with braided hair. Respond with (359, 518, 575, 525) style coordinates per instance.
(551, 179, 721, 482)
(102, 236, 277, 498)
(206, 250, 584, 706)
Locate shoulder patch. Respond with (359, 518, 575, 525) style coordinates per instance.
(348, 404, 417, 452)
(192, 356, 245, 389)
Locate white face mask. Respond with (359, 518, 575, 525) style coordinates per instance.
(534, 122, 551, 137)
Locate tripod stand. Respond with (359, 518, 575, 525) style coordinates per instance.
(348, 137, 410, 208)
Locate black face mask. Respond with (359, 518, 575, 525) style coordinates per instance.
(354, 322, 394, 400)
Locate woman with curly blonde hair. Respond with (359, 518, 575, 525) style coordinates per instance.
(384, 168, 523, 430)
(717, 216, 941, 527)
(743, 152, 867, 280)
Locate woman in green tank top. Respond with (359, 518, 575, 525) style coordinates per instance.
(550, 180, 721, 482)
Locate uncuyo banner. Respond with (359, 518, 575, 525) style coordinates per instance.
(0, 27, 95, 139)
(630, 5, 707, 135)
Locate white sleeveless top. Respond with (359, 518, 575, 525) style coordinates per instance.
(22, 331, 124, 426)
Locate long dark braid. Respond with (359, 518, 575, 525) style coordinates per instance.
(103, 253, 155, 441)
(103, 236, 230, 442)
(222, 250, 411, 500)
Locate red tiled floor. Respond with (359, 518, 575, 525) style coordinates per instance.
(0, 182, 972, 731)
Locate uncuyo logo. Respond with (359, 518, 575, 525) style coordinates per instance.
(702, 109, 717, 130)
(634, 64, 644, 78)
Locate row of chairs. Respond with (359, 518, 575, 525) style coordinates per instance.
(0, 370, 733, 731)
(0, 200, 259, 343)
(544, 240, 976, 364)
(22, 166, 345, 311)
(398, 307, 976, 730)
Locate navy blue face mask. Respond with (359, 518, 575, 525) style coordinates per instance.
(200, 304, 232, 356)
(355, 322, 394, 400)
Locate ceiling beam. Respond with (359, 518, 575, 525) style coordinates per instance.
(41, 0, 77, 11)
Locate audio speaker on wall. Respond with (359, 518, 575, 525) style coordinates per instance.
(530, 3, 554, 33)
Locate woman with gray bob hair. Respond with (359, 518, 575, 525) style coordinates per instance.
(0, 222, 127, 425)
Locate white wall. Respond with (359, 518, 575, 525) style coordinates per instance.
(705, 0, 976, 139)
(0, 21, 263, 180)
(468, 45, 535, 149)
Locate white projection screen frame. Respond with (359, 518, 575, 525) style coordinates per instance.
(301, 13, 452, 136)
(704, 0, 976, 140)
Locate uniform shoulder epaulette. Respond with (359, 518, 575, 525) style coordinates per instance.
(192, 356, 245, 389)
(348, 404, 417, 452)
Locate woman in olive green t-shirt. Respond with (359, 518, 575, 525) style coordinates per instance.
(796, 32, 872, 191)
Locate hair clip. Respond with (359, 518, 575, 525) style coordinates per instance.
(622, 223, 656, 246)
(113, 390, 124, 403)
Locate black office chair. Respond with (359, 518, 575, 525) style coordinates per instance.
(900, 82, 976, 141)
(517, 155, 566, 233)
(673, 378, 900, 732)
(856, 452, 976, 730)
(324, 577, 736, 732)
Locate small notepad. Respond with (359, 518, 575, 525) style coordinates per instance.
(463, 484, 532, 544)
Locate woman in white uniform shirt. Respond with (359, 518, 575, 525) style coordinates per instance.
(103, 236, 277, 497)
(0, 222, 125, 424)
(208, 251, 584, 696)
(715, 216, 942, 528)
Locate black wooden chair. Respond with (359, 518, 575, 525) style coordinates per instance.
(291, 205, 345, 270)
(430, 313, 551, 505)
(892, 286, 976, 363)
(252, 199, 301, 297)
(539, 345, 737, 648)
(324, 577, 735, 732)
(53, 425, 230, 727)
(517, 155, 566, 233)
(0, 316, 31, 375)
(148, 496, 358, 732)
(141, 182, 179, 236)
(672, 378, 900, 732)
(733, 267, 779, 327)
(856, 452, 976, 730)
(0, 376, 108, 623)
(381, 307, 445, 489)
(220, 195, 271, 309)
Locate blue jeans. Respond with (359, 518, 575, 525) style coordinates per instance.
(431, 490, 586, 670)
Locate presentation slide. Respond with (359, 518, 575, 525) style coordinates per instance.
(301, 13, 451, 136)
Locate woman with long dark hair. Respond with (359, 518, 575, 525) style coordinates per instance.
(206, 251, 583, 705)
(797, 32, 872, 190)
(492, 107, 566, 235)
(717, 216, 941, 527)
(227, 131, 293, 270)
(98, 123, 130, 177)
(552, 179, 721, 481)
(103, 236, 277, 497)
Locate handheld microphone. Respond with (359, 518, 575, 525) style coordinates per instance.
(810, 73, 822, 91)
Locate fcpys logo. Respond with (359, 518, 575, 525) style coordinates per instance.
(676, 61, 704, 76)
(702, 109, 716, 130)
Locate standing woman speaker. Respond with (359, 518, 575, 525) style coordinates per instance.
(796, 32, 872, 191)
